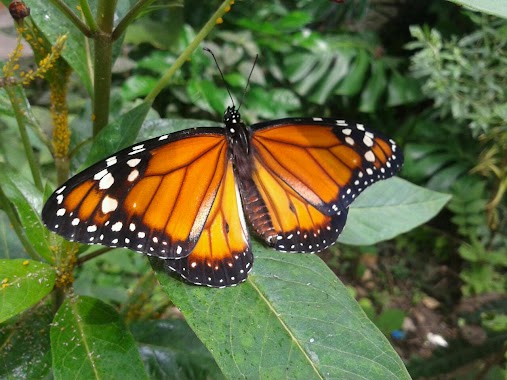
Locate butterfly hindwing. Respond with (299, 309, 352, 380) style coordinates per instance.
(164, 160, 252, 286)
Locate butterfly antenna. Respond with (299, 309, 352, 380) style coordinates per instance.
(237, 54, 258, 111)
(203, 47, 235, 108)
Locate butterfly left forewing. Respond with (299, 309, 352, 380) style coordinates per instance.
(43, 130, 231, 259)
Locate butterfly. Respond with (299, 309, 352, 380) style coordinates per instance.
(42, 106, 403, 287)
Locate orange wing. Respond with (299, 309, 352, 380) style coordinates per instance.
(243, 119, 402, 252)
(164, 160, 251, 286)
(42, 129, 251, 286)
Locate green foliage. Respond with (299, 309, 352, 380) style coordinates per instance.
(447, 179, 488, 238)
(408, 16, 507, 136)
(406, 11, 507, 301)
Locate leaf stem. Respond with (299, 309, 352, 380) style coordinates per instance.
(79, 0, 99, 33)
(145, 0, 233, 103)
(48, 0, 92, 37)
(77, 247, 113, 265)
(5, 86, 43, 192)
(112, 0, 157, 42)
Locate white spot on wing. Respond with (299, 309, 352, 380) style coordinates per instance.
(106, 156, 117, 166)
(127, 169, 139, 182)
(101, 195, 118, 214)
(127, 158, 141, 167)
(99, 172, 114, 189)
(94, 169, 108, 181)
(364, 151, 375, 162)
(363, 135, 374, 147)
(111, 221, 123, 231)
(56, 208, 66, 216)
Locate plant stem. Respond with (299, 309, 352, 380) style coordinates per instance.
(0, 187, 40, 260)
(145, 0, 233, 103)
(92, 0, 118, 136)
(77, 247, 113, 265)
(48, 0, 92, 37)
(5, 85, 43, 192)
(79, 0, 99, 33)
(112, 0, 158, 42)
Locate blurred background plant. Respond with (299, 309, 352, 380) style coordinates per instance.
(0, 0, 505, 379)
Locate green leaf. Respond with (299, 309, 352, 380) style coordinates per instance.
(339, 178, 451, 245)
(245, 88, 301, 120)
(0, 301, 53, 379)
(51, 296, 148, 380)
(359, 60, 387, 113)
(187, 79, 230, 115)
(0, 259, 55, 323)
(309, 50, 353, 104)
(0, 212, 25, 259)
(121, 75, 160, 101)
(83, 101, 152, 167)
(0, 165, 53, 262)
(387, 72, 424, 107)
(335, 49, 370, 97)
(152, 247, 411, 380)
(131, 319, 225, 380)
(447, 0, 507, 19)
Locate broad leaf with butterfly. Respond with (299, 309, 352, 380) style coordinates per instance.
(42, 53, 403, 287)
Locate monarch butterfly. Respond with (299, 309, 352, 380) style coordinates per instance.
(42, 105, 403, 287)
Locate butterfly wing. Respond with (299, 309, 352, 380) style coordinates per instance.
(42, 129, 251, 286)
(164, 159, 251, 286)
(242, 118, 403, 252)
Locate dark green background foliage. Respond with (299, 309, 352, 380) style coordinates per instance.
(0, 0, 506, 379)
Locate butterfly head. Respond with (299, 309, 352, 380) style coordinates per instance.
(224, 106, 241, 125)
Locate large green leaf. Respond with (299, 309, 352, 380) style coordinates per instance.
(339, 178, 451, 245)
(0, 164, 53, 262)
(447, 0, 507, 19)
(152, 247, 411, 380)
(0, 301, 53, 379)
(0, 259, 55, 323)
(131, 319, 225, 380)
(51, 296, 148, 380)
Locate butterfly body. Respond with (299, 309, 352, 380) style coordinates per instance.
(43, 107, 403, 287)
